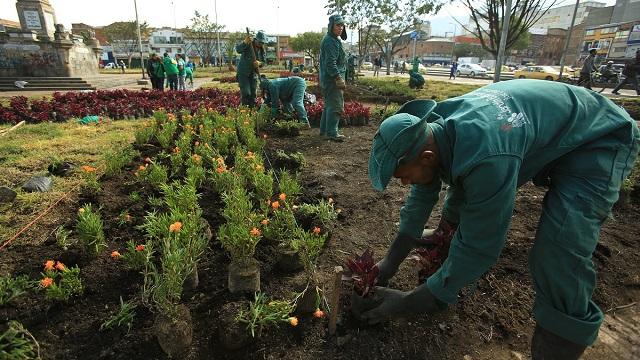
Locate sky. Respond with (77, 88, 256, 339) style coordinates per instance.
(0, 0, 618, 37)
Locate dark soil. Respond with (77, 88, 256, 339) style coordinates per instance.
(1, 110, 639, 360)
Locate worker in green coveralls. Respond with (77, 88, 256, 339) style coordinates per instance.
(259, 75, 310, 127)
(408, 56, 425, 89)
(236, 30, 267, 107)
(319, 14, 347, 142)
(364, 79, 639, 359)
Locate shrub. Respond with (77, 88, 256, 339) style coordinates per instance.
(76, 204, 107, 256)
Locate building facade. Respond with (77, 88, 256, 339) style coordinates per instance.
(531, 1, 606, 32)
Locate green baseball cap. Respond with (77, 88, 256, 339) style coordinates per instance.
(368, 100, 437, 191)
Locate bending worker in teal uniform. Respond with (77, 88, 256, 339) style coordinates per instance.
(319, 14, 347, 142)
(236, 30, 267, 107)
(408, 56, 425, 89)
(259, 75, 310, 127)
(366, 79, 639, 359)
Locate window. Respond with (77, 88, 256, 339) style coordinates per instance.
(615, 30, 630, 40)
(600, 27, 617, 34)
(585, 29, 595, 36)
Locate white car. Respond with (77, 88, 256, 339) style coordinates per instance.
(104, 62, 126, 69)
(456, 63, 487, 77)
(361, 61, 373, 70)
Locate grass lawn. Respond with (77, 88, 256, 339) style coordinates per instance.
(356, 77, 481, 101)
(0, 119, 141, 244)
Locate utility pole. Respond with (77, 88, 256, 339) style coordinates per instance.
(493, 0, 512, 82)
(134, 0, 149, 85)
(559, 0, 580, 79)
(214, 0, 221, 67)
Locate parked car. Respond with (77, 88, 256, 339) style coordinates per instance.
(514, 65, 566, 81)
(103, 62, 117, 69)
(456, 63, 488, 77)
(361, 61, 373, 70)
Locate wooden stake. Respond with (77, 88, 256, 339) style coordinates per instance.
(0, 121, 25, 136)
(328, 266, 343, 335)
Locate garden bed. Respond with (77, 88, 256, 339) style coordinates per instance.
(1, 97, 639, 360)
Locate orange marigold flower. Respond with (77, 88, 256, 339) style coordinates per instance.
(44, 260, 55, 271)
(313, 227, 321, 235)
(135, 244, 145, 252)
(271, 201, 280, 210)
(81, 165, 96, 173)
(205, 143, 211, 149)
(289, 317, 299, 326)
(55, 261, 65, 271)
(216, 167, 226, 174)
(192, 154, 201, 163)
(169, 222, 183, 233)
(173, 147, 180, 153)
(111, 251, 121, 259)
(261, 219, 269, 226)
(40, 277, 53, 288)
(138, 165, 146, 171)
(313, 309, 325, 318)
(250, 227, 261, 237)
(279, 193, 286, 201)
(216, 157, 225, 165)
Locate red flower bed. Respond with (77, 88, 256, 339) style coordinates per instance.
(279, 71, 318, 82)
(306, 101, 370, 127)
(0, 88, 240, 124)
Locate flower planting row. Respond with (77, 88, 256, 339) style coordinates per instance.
(306, 101, 371, 126)
(0, 107, 340, 357)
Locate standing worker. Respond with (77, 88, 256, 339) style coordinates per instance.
(147, 54, 165, 91)
(259, 75, 310, 127)
(346, 54, 357, 84)
(364, 79, 639, 359)
(319, 14, 347, 142)
(579, 48, 597, 90)
(163, 53, 179, 91)
(176, 54, 187, 91)
(612, 50, 640, 96)
(236, 30, 267, 107)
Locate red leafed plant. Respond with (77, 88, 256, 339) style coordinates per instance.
(343, 249, 379, 297)
(412, 222, 457, 283)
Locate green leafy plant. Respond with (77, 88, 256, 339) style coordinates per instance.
(134, 125, 155, 145)
(296, 199, 338, 228)
(39, 261, 83, 302)
(273, 120, 303, 136)
(120, 240, 154, 271)
(145, 247, 190, 319)
(54, 225, 73, 250)
(156, 119, 178, 149)
(129, 191, 142, 202)
(147, 195, 164, 208)
(139, 163, 168, 189)
(80, 165, 101, 195)
(104, 146, 139, 176)
(100, 296, 137, 333)
(278, 171, 302, 202)
(0, 321, 40, 359)
(236, 292, 295, 337)
(76, 204, 107, 256)
(218, 187, 262, 265)
(0, 275, 32, 307)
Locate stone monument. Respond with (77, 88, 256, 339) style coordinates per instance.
(0, 0, 102, 78)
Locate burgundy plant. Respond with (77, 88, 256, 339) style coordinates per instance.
(343, 249, 379, 297)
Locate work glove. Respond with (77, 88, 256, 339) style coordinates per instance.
(416, 218, 458, 248)
(375, 233, 417, 287)
(253, 60, 262, 69)
(244, 35, 252, 45)
(335, 76, 346, 89)
(361, 283, 446, 325)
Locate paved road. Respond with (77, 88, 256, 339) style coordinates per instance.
(359, 69, 639, 97)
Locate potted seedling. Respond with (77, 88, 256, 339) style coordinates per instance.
(343, 249, 381, 319)
(290, 226, 328, 314)
(218, 187, 262, 293)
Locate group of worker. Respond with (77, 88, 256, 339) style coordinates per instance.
(236, 16, 639, 359)
(146, 53, 194, 91)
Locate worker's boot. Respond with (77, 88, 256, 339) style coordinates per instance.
(531, 324, 587, 360)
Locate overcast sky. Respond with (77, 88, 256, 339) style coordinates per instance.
(1, 0, 617, 37)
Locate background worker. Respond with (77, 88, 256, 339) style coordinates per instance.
(409, 56, 425, 89)
(319, 14, 347, 142)
(365, 79, 639, 360)
(236, 30, 267, 107)
(259, 75, 310, 127)
(163, 52, 179, 91)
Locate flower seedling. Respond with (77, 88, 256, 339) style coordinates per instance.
(100, 296, 137, 333)
(343, 249, 379, 297)
(39, 260, 83, 302)
(0, 321, 39, 359)
(0, 274, 33, 306)
(76, 204, 107, 256)
(236, 292, 295, 337)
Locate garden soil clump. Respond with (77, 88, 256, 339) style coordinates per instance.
(1, 108, 639, 359)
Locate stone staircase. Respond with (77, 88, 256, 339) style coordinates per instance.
(0, 77, 95, 91)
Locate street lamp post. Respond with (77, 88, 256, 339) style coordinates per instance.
(134, 0, 149, 84)
(449, 23, 457, 64)
(214, 0, 221, 67)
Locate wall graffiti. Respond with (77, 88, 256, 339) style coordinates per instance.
(0, 44, 62, 76)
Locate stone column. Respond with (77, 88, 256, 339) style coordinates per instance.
(16, 0, 57, 41)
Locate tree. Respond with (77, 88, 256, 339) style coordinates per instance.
(103, 21, 149, 68)
(290, 32, 324, 72)
(224, 31, 244, 66)
(327, 0, 443, 75)
(459, 0, 556, 59)
(185, 11, 224, 66)
(454, 43, 490, 59)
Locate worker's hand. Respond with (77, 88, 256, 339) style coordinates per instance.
(415, 218, 458, 248)
(244, 35, 252, 45)
(375, 233, 416, 286)
(253, 60, 262, 69)
(335, 76, 346, 89)
(361, 283, 446, 325)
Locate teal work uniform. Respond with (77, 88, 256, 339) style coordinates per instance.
(409, 57, 425, 89)
(236, 40, 266, 107)
(374, 79, 639, 347)
(260, 76, 308, 123)
(185, 66, 193, 85)
(319, 15, 346, 137)
(163, 56, 179, 91)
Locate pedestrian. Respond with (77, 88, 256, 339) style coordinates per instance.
(401, 61, 406, 74)
(176, 54, 186, 91)
(365, 79, 638, 360)
(612, 50, 640, 95)
(319, 14, 347, 142)
(373, 56, 380, 77)
(259, 75, 310, 127)
(148, 54, 165, 90)
(579, 48, 597, 90)
(449, 61, 458, 80)
(347, 54, 357, 84)
(236, 30, 267, 107)
(185, 64, 194, 87)
(162, 53, 179, 91)
(394, 61, 399, 74)
(118, 60, 126, 74)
